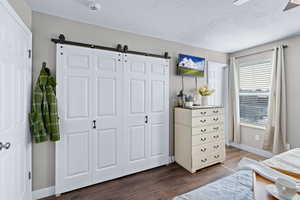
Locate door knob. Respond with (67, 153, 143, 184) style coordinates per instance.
(145, 116, 148, 124)
(4, 142, 10, 150)
(92, 120, 96, 129)
(0, 142, 11, 151)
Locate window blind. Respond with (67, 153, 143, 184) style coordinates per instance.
(239, 60, 272, 126)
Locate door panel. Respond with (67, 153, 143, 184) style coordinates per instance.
(124, 55, 150, 173)
(129, 125, 146, 161)
(56, 45, 94, 193)
(151, 124, 165, 156)
(67, 132, 89, 176)
(130, 79, 146, 113)
(96, 129, 117, 168)
(92, 50, 124, 184)
(124, 54, 169, 173)
(67, 76, 89, 118)
(148, 60, 169, 164)
(0, 1, 32, 199)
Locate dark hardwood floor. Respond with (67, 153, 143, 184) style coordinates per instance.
(42, 147, 266, 200)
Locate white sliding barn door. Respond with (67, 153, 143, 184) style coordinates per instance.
(56, 45, 94, 193)
(92, 50, 124, 183)
(124, 54, 169, 174)
(56, 46, 170, 194)
(124, 55, 150, 173)
(0, 1, 32, 200)
(148, 58, 169, 165)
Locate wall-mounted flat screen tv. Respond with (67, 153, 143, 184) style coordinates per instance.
(177, 54, 205, 77)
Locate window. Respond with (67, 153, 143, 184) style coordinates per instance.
(239, 60, 272, 127)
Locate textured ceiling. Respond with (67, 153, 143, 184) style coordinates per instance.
(26, 0, 300, 53)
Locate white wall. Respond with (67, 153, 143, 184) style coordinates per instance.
(31, 11, 228, 190)
(7, 0, 31, 29)
(230, 34, 300, 150)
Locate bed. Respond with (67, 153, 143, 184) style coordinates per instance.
(174, 149, 300, 200)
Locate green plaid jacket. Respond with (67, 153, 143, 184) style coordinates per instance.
(29, 66, 60, 143)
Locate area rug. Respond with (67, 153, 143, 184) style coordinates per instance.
(174, 170, 254, 200)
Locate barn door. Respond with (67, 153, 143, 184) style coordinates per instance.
(55, 45, 94, 193)
(0, 1, 32, 199)
(124, 54, 169, 174)
(92, 50, 124, 184)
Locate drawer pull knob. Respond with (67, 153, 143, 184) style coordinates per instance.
(213, 127, 219, 130)
(213, 110, 219, 114)
(213, 135, 219, 139)
(201, 148, 207, 152)
(200, 112, 207, 115)
(200, 119, 207, 123)
(201, 158, 207, 163)
(200, 138, 207, 141)
(201, 129, 207, 133)
(213, 117, 219, 121)
(214, 155, 220, 159)
(214, 145, 220, 149)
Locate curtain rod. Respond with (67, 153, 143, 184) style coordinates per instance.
(51, 34, 171, 59)
(235, 45, 288, 59)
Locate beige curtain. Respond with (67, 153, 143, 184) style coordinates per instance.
(228, 57, 241, 143)
(263, 46, 287, 154)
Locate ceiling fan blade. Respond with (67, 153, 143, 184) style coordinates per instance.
(283, 1, 300, 11)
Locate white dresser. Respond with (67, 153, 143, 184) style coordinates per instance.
(174, 107, 225, 173)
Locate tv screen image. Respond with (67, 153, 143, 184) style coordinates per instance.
(177, 54, 205, 77)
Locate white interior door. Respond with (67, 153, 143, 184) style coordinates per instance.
(148, 58, 169, 165)
(0, 1, 32, 200)
(208, 61, 227, 106)
(92, 50, 124, 184)
(56, 45, 94, 193)
(124, 54, 150, 173)
(124, 54, 169, 174)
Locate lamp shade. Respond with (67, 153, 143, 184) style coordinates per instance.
(284, 0, 300, 11)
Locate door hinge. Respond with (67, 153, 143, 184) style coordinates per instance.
(28, 49, 32, 58)
(28, 171, 32, 180)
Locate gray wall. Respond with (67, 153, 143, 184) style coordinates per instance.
(230, 34, 300, 150)
(31, 11, 227, 190)
(7, 0, 31, 29)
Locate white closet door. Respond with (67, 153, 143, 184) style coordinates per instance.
(124, 54, 169, 174)
(124, 54, 150, 173)
(92, 50, 124, 183)
(56, 45, 94, 193)
(0, 1, 32, 200)
(148, 58, 169, 165)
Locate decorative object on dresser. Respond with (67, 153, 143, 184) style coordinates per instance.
(198, 85, 215, 106)
(174, 107, 225, 173)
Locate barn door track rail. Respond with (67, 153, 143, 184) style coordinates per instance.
(51, 34, 171, 59)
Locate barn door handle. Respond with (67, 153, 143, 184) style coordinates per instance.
(145, 116, 148, 124)
(4, 142, 10, 150)
(92, 120, 96, 129)
(0, 142, 11, 151)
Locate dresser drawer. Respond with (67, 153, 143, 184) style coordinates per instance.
(192, 143, 212, 155)
(209, 132, 224, 143)
(192, 108, 224, 117)
(192, 115, 223, 127)
(192, 150, 225, 170)
(210, 141, 225, 152)
(192, 134, 210, 146)
(192, 124, 224, 135)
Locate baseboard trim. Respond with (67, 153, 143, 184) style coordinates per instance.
(32, 186, 55, 200)
(229, 142, 273, 158)
(169, 155, 175, 163)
